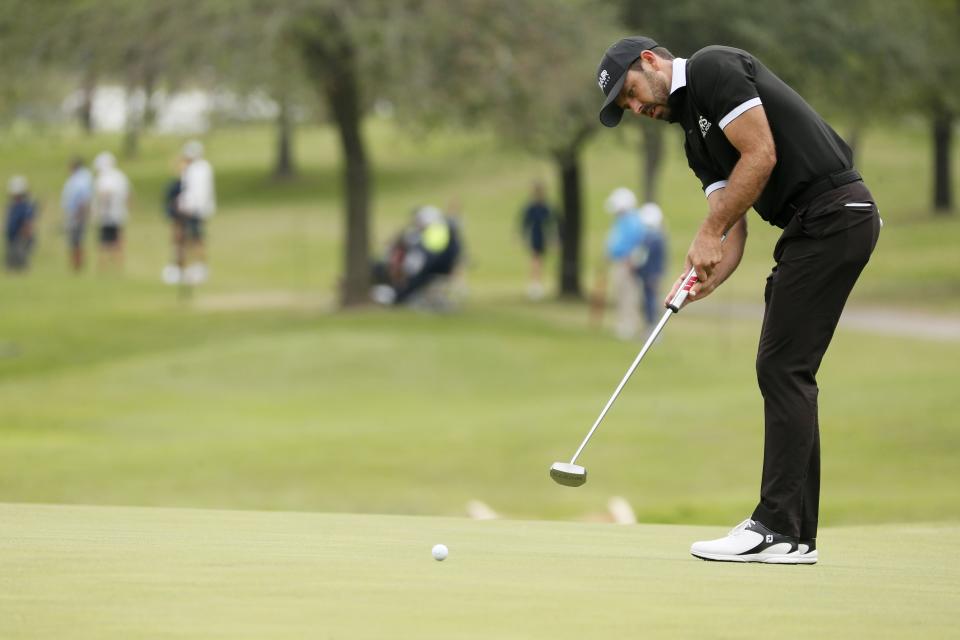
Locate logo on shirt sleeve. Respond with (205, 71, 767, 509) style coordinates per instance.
(698, 116, 712, 137)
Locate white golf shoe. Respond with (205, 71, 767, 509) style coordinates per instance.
(794, 539, 818, 564)
(691, 518, 806, 564)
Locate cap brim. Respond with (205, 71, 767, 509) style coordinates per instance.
(598, 72, 627, 128)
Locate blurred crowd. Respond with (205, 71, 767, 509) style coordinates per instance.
(9, 154, 666, 336)
(4, 140, 216, 286)
(603, 187, 667, 340)
(515, 181, 668, 339)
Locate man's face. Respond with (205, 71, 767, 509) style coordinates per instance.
(616, 63, 672, 121)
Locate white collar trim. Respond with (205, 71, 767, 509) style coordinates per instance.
(670, 58, 687, 95)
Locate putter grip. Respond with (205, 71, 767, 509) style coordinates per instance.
(667, 266, 699, 313)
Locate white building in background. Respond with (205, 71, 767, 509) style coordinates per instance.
(153, 91, 214, 134)
(61, 86, 279, 134)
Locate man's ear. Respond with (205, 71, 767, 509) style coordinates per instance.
(640, 49, 659, 69)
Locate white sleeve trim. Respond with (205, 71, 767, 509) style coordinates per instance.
(718, 97, 763, 130)
(704, 181, 728, 198)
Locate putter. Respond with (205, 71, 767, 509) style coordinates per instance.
(549, 264, 702, 487)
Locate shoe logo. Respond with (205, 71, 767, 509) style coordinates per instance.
(765, 534, 773, 543)
(699, 116, 712, 137)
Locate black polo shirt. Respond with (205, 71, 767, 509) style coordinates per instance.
(667, 46, 853, 227)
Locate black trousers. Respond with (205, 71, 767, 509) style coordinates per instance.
(751, 180, 881, 540)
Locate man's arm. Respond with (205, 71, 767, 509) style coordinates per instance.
(684, 105, 775, 299)
(664, 199, 747, 309)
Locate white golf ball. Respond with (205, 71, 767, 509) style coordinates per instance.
(431, 544, 448, 561)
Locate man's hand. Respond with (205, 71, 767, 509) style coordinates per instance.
(686, 226, 724, 298)
(663, 227, 724, 309)
(663, 217, 748, 310)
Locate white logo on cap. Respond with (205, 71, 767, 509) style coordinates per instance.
(598, 69, 610, 91)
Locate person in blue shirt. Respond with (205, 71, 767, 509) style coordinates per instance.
(5, 176, 37, 272)
(519, 181, 555, 300)
(605, 187, 647, 339)
(634, 202, 668, 326)
(60, 157, 93, 272)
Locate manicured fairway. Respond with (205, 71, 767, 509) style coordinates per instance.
(2, 503, 957, 639)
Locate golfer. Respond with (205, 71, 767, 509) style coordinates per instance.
(597, 37, 881, 563)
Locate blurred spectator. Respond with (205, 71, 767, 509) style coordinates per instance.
(604, 187, 647, 340)
(371, 216, 419, 297)
(5, 176, 37, 272)
(444, 196, 470, 301)
(92, 151, 130, 271)
(634, 202, 668, 327)
(371, 205, 462, 309)
(60, 157, 93, 272)
(519, 181, 555, 300)
(176, 140, 216, 285)
(161, 158, 185, 285)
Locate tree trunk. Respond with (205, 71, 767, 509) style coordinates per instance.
(122, 88, 140, 159)
(143, 66, 158, 129)
(640, 120, 664, 203)
(299, 12, 371, 307)
(79, 69, 96, 134)
(555, 149, 583, 299)
(273, 96, 296, 180)
(331, 99, 371, 308)
(845, 121, 865, 164)
(122, 54, 141, 159)
(933, 107, 954, 214)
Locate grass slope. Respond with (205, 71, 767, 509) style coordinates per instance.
(0, 123, 958, 525)
(1, 503, 957, 639)
(0, 300, 958, 524)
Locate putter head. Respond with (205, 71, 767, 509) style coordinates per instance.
(550, 462, 587, 487)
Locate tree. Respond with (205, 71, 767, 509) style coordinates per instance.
(618, 0, 917, 191)
(915, 0, 960, 213)
(482, 2, 614, 298)
(395, 0, 619, 297)
(288, 0, 417, 306)
(0, 0, 79, 125)
(213, 3, 315, 180)
(13, 0, 235, 153)
(762, 0, 958, 214)
(295, 8, 370, 306)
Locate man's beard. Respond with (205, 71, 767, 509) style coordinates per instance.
(642, 68, 672, 120)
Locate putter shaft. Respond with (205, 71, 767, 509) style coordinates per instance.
(569, 306, 674, 464)
(560, 239, 723, 472)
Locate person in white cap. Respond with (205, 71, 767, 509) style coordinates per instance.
(604, 187, 648, 340)
(92, 151, 130, 271)
(173, 140, 216, 285)
(634, 202, 668, 327)
(5, 175, 37, 272)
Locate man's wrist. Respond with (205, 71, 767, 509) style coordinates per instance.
(699, 218, 726, 237)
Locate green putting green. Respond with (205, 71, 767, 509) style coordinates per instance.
(2, 503, 957, 639)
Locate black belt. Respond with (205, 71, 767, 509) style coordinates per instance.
(788, 168, 862, 211)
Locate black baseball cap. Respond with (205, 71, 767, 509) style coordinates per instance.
(597, 36, 659, 127)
